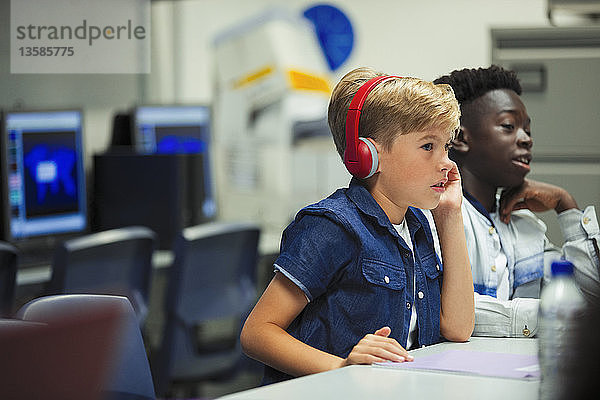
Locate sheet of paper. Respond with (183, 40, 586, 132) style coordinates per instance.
(374, 350, 540, 380)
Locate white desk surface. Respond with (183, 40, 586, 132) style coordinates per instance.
(219, 337, 540, 400)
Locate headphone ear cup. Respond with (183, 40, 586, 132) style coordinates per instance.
(357, 137, 379, 179)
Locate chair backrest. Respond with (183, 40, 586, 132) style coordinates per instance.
(0, 315, 115, 400)
(154, 222, 260, 395)
(17, 294, 156, 400)
(0, 241, 18, 317)
(49, 226, 156, 324)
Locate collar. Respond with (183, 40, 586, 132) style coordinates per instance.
(346, 178, 431, 245)
(464, 190, 495, 227)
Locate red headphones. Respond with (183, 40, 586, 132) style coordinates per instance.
(344, 75, 401, 179)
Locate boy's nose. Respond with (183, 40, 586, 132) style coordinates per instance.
(517, 129, 533, 149)
(440, 152, 453, 172)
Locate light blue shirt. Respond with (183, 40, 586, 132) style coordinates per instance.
(424, 195, 600, 338)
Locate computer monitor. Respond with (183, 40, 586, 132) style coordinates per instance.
(0, 110, 88, 245)
(132, 105, 211, 155)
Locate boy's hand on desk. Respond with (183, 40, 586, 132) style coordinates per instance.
(499, 178, 578, 224)
(341, 326, 413, 367)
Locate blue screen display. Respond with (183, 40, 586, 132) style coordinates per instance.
(4, 111, 87, 239)
(134, 106, 210, 155)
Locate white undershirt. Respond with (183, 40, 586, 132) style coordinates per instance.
(393, 219, 417, 349)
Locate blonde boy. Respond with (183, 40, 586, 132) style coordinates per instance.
(241, 67, 474, 384)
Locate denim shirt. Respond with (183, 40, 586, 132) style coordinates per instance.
(264, 179, 443, 384)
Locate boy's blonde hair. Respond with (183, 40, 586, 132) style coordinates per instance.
(328, 67, 460, 159)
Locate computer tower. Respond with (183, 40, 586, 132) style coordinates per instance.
(92, 153, 213, 249)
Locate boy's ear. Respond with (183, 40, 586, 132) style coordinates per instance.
(451, 126, 469, 154)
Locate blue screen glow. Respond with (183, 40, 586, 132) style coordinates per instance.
(4, 110, 87, 240)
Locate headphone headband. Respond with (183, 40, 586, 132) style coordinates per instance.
(345, 75, 401, 162)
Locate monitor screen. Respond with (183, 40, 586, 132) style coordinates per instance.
(1, 110, 87, 241)
(133, 105, 211, 155)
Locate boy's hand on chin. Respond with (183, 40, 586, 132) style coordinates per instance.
(432, 161, 463, 218)
(498, 178, 578, 223)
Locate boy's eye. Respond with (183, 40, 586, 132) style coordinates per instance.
(421, 143, 433, 151)
(501, 124, 514, 130)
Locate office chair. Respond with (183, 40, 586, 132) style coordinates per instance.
(0, 316, 113, 400)
(48, 226, 156, 325)
(17, 294, 156, 400)
(153, 222, 260, 397)
(0, 241, 18, 317)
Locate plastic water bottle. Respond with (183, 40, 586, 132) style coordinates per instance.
(538, 260, 586, 400)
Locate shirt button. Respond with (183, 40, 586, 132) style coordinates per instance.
(583, 217, 591, 225)
(384, 275, 390, 284)
(488, 226, 495, 235)
(436, 264, 440, 271)
(491, 265, 497, 272)
(418, 291, 424, 299)
(421, 345, 426, 348)
(523, 326, 531, 337)
(406, 302, 411, 309)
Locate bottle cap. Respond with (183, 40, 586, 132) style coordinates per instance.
(551, 260, 574, 276)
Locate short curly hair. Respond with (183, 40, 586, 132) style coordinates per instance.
(433, 65, 521, 106)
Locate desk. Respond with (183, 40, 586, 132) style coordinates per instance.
(218, 337, 539, 400)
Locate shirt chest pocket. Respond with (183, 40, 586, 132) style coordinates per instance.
(420, 253, 442, 281)
(361, 259, 407, 291)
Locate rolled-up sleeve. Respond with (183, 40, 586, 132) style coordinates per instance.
(274, 213, 356, 302)
(473, 293, 539, 338)
(556, 206, 600, 302)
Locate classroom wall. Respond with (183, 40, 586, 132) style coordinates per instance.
(1, 0, 554, 157)
(146, 0, 600, 245)
(148, 0, 551, 105)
